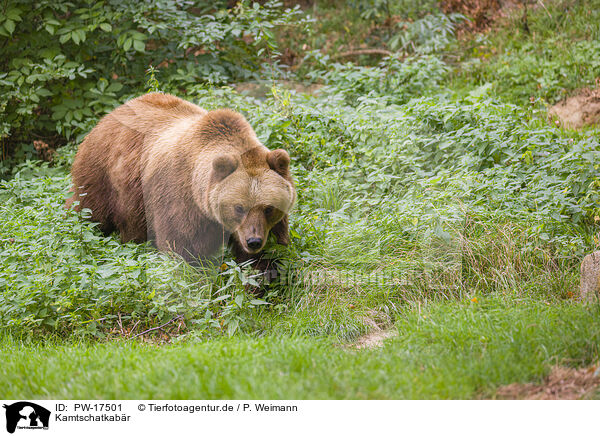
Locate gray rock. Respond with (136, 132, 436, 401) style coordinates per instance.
(580, 251, 600, 302)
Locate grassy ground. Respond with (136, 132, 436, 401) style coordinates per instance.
(449, 0, 600, 105)
(1, 0, 600, 399)
(3, 295, 599, 399)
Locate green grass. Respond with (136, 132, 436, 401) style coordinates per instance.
(2, 296, 599, 399)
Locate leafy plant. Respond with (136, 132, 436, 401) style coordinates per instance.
(0, 0, 305, 175)
(306, 53, 448, 106)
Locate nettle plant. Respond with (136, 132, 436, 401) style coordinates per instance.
(388, 12, 465, 54)
(305, 53, 448, 106)
(248, 81, 600, 260)
(0, 160, 277, 338)
(1, 84, 599, 339)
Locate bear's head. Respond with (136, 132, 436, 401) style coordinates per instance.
(199, 111, 296, 255)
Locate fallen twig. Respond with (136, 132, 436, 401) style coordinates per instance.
(81, 317, 107, 324)
(129, 315, 184, 340)
(335, 48, 392, 58)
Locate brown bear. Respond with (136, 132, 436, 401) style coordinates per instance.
(66, 92, 296, 270)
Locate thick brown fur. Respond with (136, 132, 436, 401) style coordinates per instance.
(67, 93, 296, 269)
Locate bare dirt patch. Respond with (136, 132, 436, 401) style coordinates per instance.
(351, 309, 398, 350)
(233, 81, 323, 99)
(549, 85, 600, 129)
(496, 365, 600, 400)
(354, 329, 398, 349)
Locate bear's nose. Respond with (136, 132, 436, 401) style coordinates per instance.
(246, 237, 263, 250)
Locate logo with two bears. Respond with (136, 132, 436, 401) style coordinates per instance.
(3, 402, 50, 433)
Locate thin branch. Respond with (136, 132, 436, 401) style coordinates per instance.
(537, 0, 552, 18)
(129, 315, 184, 340)
(335, 48, 393, 59)
(81, 317, 107, 324)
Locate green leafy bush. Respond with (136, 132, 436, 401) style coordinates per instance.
(0, 0, 304, 174)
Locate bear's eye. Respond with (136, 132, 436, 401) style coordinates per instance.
(264, 206, 274, 216)
(234, 205, 245, 216)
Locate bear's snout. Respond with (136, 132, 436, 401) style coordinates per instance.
(237, 230, 266, 254)
(235, 207, 268, 254)
(246, 237, 263, 250)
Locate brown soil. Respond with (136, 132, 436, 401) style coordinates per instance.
(496, 365, 600, 400)
(33, 140, 55, 162)
(549, 86, 600, 129)
(441, 0, 524, 32)
(441, 0, 502, 30)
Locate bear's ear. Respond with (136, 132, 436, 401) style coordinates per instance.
(212, 155, 238, 182)
(267, 149, 290, 178)
(270, 214, 290, 246)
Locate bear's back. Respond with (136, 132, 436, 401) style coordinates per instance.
(106, 93, 207, 138)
